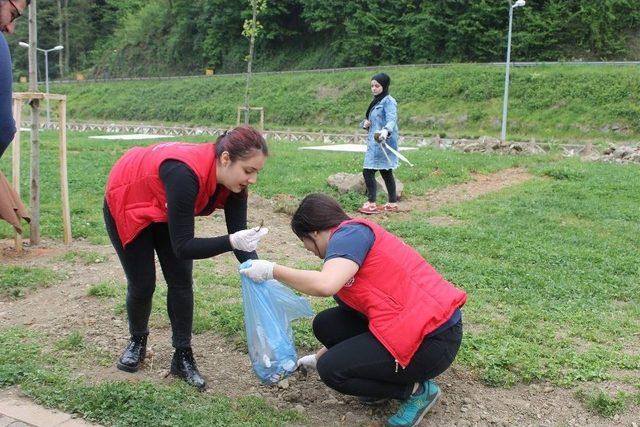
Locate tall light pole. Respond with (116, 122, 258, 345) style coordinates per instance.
(500, 0, 525, 143)
(19, 42, 64, 125)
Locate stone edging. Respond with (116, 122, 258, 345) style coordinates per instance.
(25, 121, 640, 164)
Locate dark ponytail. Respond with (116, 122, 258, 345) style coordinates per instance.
(215, 125, 268, 162)
(291, 193, 351, 239)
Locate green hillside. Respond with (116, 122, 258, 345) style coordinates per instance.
(29, 64, 640, 144)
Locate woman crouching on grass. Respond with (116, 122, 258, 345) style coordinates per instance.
(240, 193, 466, 427)
(104, 126, 269, 390)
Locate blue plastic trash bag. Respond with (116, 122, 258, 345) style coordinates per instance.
(239, 260, 314, 385)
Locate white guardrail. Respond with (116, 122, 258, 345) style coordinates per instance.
(28, 120, 603, 157)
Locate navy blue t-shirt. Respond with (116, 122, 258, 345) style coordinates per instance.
(325, 223, 461, 336)
(0, 34, 16, 159)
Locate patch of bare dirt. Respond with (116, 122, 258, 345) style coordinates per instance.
(1, 243, 64, 265)
(316, 86, 341, 100)
(400, 168, 534, 215)
(0, 174, 637, 426)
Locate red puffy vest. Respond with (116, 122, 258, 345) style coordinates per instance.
(334, 218, 467, 368)
(105, 142, 230, 247)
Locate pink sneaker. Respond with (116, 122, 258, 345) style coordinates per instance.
(382, 203, 399, 212)
(358, 202, 380, 215)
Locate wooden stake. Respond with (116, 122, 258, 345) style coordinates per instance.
(259, 108, 264, 131)
(12, 92, 70, 248)
(28, 1, 40, 245)
(29, 99, 40, 245)
(11, 100, 21, 192)
(58, 99, 71, 244)
(11, 99, 22, 252)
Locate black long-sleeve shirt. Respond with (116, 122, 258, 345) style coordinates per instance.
(159, 160, 257, 262)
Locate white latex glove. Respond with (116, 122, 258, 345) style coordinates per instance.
(239, 260, 275, 283)
(378, 128, 389, 142)
(229, 227, 269, 252)
(296, 354, 317, 370)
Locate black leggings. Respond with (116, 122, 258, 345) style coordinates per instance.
(104, 201, 194, 349)
(313, 305, 462, 400)
(363, 168, 397, 203)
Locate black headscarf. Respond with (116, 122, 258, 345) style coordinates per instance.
(365, 73, 390, 119)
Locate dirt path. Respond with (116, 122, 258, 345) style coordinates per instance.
(392, 167, 534, 220)
(0, 169, 634, 426)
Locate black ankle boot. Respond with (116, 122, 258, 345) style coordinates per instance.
(116, 335, 147, 373)
(170, 347, 206, 390)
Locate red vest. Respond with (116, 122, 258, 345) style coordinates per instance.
(105, 142, 230, 247)
(335, 219, 467, 367)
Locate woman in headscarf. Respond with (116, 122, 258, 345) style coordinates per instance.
(359, 72, 400, 214)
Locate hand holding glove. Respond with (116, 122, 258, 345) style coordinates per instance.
(239, 259, 275, 282)
(376, 128, 389, 142)
(296, 354, 318, 371)
(361, 119, 371, 130)
(229, 227, 269, 252)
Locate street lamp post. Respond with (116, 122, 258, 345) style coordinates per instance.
(19, 42, 64, 125)
(500, 0, 525, 143)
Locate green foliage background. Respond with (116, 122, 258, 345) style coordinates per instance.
(5, 0, 640, 79)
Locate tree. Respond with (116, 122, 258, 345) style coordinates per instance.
(56, 0, 63, 77)
(8, 0, 640, 79)
(242, 0, 267, 124)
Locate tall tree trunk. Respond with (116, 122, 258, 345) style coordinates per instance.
(57, 0, 63, 78)
(243, 1, 257, 125)
(28, 0, 41, 245)
(64, 0, 69, 75)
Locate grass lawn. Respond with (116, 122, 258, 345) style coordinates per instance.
(1, 131, 638, 420)
(0, 130, 550, 242)
(0, 328, 300, 426)
(385, 160, 640, 387)
(0, 265, 61, 298)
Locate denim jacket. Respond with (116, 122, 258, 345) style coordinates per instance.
(361, 95, 399, 170)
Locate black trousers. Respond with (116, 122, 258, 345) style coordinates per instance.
(313, 305, 462, 400)
(363, 168, 397, 203)
(104, 201, 194, 348)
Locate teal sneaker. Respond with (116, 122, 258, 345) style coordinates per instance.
(385, 380, 441, 427)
